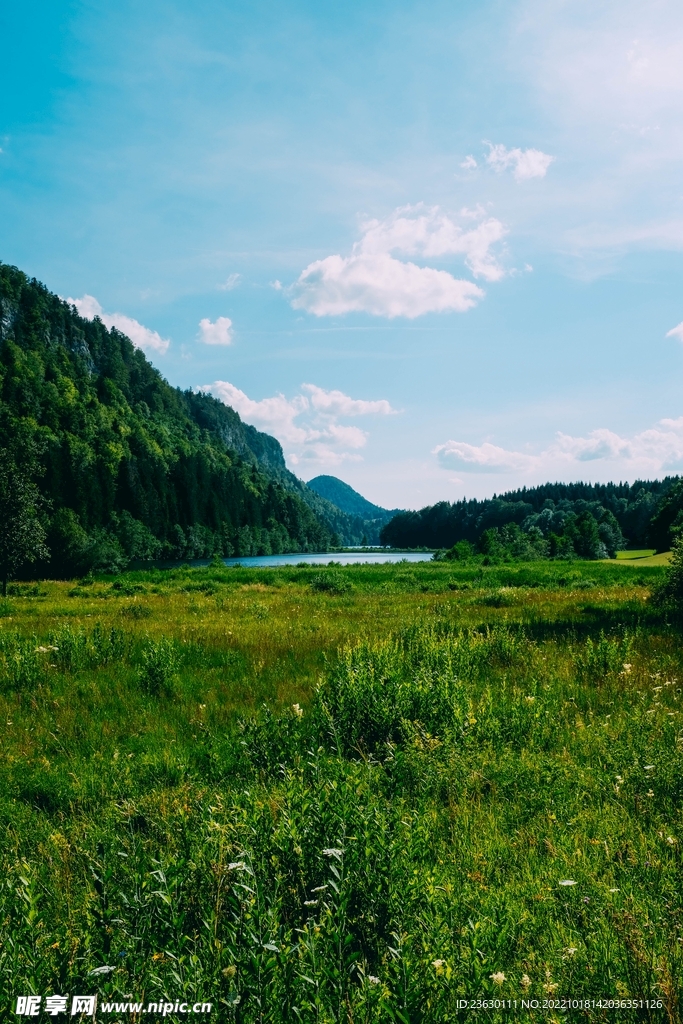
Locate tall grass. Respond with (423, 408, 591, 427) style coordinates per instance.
(0, 562, 680, 1021)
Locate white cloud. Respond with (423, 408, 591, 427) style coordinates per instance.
(358, 204, 507, 281)
(291, 253, 484, 318)
(66, 294, 170, 355)
(198, 316, 234, 346)
(201, 381, 396, 468)
(289, 203, 506, 318)
(666, 321, 683, 342)
(218, 273, 241, 291)
(460, 155, 478, 169)
(202, 381, 309, 444)
(434, 441, 535, 473)
(553, 429, 631, 462)
(485, 142, 555, 181)
(434, 415, 683, 478)
(302, 382, 396, 417)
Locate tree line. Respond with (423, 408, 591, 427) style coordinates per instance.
(381, 479, 683, 560)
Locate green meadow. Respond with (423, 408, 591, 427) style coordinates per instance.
(0, 559, 681, 1022)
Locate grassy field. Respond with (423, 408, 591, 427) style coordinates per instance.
(613, 551, 672, 567)
(0, 559, 681, 1022)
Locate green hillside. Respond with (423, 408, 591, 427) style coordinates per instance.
(307, 474, 399, 520)
(0, 262, 335, 576)
(307, 474, 401, 544)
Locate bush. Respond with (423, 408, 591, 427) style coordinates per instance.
(653, 535, 683, 611)
(310, 570, 352, 594)
(137, 636, 178, 695)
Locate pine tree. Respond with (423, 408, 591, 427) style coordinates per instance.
(0, 444, 49, 596)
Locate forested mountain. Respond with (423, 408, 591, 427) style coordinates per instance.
(178, 389, 376, 547)
(306, 475, 402, 544)
(381, 479, 683, 558)
(0, 262, 337, 575)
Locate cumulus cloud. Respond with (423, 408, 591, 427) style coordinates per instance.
(289, 203, 506, 318)
(434, 416, 683, 478)
(198, 316, 234, 346)
(201, 381, 396, 468)
(666, 321, 683, 342)
(202, 381, 309, 444)
(302, 383, 395, 417)
(291, 254, 483, 318)
(358, 205, 507, 281)
(66, 294, 170, 355)
(434, 441, 535, 473)
(485, 142, 555, 181)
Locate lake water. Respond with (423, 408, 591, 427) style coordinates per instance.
(221, 551, 434, 568)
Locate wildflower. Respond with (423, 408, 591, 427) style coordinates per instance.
(543, 970, 558, 994)
(292, 703, 303, 717)
(228, 861, 247, 871)
(525, 696, 535, 703)
(646, 790, 654, 798)
(432, 959, 445, 975)
(367, 976, 380, 985)
(609, 888, 620, 892)
(322, 848, 343, 859)
(667, 837, 676, 845)
(582, 897, 590, 904)
(644, 765, 654, 770)
(622, 663, 632, 673)
(563, 948, 578, 958)
(304, 900, 318, 907)
(558, 879, 577, 886)
(520, 974, 531, 989)
(490, 972, 506, 985)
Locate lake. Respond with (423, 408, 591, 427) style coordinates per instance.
(220, 550, 434, 568)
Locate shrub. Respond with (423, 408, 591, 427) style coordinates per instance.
(310, 571, 352, 594)
(137, 636, 178, 695)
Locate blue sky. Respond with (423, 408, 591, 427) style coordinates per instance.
(3, 0, 683, 508)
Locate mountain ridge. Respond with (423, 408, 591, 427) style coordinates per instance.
(0, 262, 343, 573)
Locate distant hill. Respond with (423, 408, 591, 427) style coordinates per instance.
(306, 475, 393, 520)
(307, 475, 402, 544)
